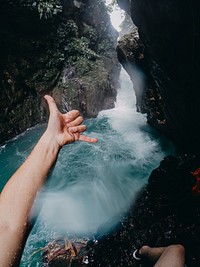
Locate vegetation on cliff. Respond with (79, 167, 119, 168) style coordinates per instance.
(0, 0, 120, 144)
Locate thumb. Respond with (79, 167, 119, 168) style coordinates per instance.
(44, 95, 59, 114)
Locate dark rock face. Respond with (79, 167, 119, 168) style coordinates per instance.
(117, 28, 174, 142)
(115, 2, 200, 266)
(117, 29, 147, 113)
(0, 0, 119, 144)
(129, 1, 200, 152)
(88, 155, 200, 267)
(117, 1, 200, 152)
(117, 0, 131, 15)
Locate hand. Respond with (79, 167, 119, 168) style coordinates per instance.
(44, 95, 98, 147)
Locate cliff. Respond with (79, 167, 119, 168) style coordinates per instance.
(117, 0, 200, 152)
(0, 0, 120, 144)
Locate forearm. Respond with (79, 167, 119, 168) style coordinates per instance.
(0, 130, 61, 266)
(0, 94, 97, 266)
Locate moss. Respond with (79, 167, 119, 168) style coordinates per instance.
(73, 59, 94, 76)
(82, 25, 98, 47)
(97, 39, 114, 55)
(65, 37, 100, 64)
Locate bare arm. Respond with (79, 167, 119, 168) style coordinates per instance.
(0, 95, 97, 266)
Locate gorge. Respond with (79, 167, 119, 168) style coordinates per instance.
(1, 0, 200, 266)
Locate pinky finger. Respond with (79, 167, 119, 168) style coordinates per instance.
(79, 135, 98, 143)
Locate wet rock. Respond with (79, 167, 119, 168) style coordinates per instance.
(128, 154, 200, 267)
(90, 154, 200, 267)
(42, 237, 94, 267)
(117, 23, 174, 141)
(117, 28, 147, 113)
(42, 154, 200, 267)
(118, 0, 200, 152)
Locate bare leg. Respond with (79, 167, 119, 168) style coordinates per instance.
(139, 245, 185, 267)
(154, 245, 185, 267)
(139, 246, 166, 263)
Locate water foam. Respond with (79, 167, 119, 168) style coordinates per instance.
(0, 69, 174, 266)
(29, 68, 173, 238)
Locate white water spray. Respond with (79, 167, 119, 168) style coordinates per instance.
(0, 68, 174, 265)
(29, 68, 173, 239)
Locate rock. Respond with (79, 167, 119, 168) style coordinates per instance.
(117, 28, 147, 113)
(39, 154, 200, 267)
(0, 0, 120, 144)
(91, 154, 200, 267)
(119, 0, 200, 152)
(128, 154, 200, 267)
(117, 27, 171, 137)
(42, 237, 90, 267)
(117, 0, 131, 15)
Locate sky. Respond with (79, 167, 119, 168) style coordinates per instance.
(105, 0, 125, 32)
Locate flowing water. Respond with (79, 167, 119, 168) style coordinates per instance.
(0, 69, 174, 266)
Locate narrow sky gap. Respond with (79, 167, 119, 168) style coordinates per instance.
(105, 0, 125, 31)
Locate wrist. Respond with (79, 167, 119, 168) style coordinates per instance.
(40, 131, 62, 152)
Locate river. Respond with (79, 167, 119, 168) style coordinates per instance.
(0, 69, 174, 266)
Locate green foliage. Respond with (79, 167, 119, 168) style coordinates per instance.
(97, 38, 113, 54)
(73, 59, 94, 76)
(45, 50, 65, 68)
(57, 20, 78, 40)
(65, 37, 100, 63)
(83, 26, 98, 47)
(18, 0, 62, 19)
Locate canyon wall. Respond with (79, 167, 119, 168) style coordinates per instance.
(0, 0, 120, 144)
(117, 0, 200, 152)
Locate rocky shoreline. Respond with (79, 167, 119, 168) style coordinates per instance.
(41, 154, 200, 266)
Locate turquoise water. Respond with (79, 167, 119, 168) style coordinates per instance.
(0, 69, 174, 266)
